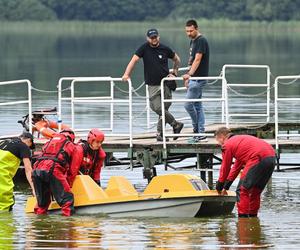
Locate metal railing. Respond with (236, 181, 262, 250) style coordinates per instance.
(146, 67, 190, 130)
(0, 79, 32, 135)
(160, 76, 224, 150)
(222, 64, 271, 126)
(58, 77, 133, 147)
(274, 75, 300, 151)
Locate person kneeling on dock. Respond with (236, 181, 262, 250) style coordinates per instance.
(32, 129, 76, 216)
(214, 127, 275, 217)
(0, 132, 35, 211)
(68, 129, 106, 187)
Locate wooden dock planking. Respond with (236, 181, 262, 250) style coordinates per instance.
(33, 123, 300, 153)
(101, 123, 300, 154)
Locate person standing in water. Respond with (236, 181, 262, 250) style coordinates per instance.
(214, 127, 275, 217)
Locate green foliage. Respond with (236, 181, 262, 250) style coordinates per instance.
(0, 0, 56, 20)
(0, 0, 299, 21)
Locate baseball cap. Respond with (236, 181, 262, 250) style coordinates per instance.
(147, 28, 159, 38)
(21, 132, 35, 150)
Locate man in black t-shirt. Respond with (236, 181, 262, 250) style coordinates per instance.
(122, 28, 184, 141)
(182, 20, 210, 143)
(0, 132, 35, 211)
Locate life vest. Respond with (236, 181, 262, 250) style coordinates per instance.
(34, 119, 70, 139)
(35, 134, 72, 168)
(78, 140, 99, 176)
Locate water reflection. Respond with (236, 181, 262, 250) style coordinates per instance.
(216, 217, 270, 249)
(0, 211, 272, 249)
(25, 215, 103, 249)
(0, 212, 14, 250)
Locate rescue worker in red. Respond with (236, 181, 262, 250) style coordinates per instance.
(214, 127, 275, 217)
(68, 128, 106, 187)
(32, 129, 76, 216)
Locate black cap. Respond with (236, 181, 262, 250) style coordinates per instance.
(147, 28, 159, 38)
(21, 132, 35, 150)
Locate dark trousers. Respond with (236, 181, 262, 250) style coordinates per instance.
(32, 167, 74, 216)
(236, 156, 275, 216)
(148, 85, 176, 134)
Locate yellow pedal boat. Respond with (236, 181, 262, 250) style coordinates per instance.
(25, 174, 236, 217)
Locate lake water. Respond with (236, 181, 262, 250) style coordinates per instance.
(0, 21, 300, 249)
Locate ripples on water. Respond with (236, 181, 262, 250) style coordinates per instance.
(0, 169, 297, 249)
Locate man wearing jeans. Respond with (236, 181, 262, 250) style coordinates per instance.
(182, 19, 210, 142)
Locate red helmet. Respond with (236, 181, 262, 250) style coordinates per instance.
(60, 129, 75, 142)
(87, 129, 104, 144)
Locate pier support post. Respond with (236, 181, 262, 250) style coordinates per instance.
(137, 149, 159, 183)
(276, 149, 281, 171)
(197, 153, 214, 189)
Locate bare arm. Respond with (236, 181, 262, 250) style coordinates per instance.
(170, 53, 181, 76)
(122, 55, 140, 81)
(23, 158, 36, 196)
(182, 53, 203, 84)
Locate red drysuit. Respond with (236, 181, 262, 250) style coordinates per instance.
(68, 140, 106, 187)
(217, 135, 275, 216)
(32, 134, 76, 216)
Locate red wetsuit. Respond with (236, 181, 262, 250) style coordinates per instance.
(217, 135, 275, 216)
(32, 134, 76, 216)
(68, 140, 106, 187)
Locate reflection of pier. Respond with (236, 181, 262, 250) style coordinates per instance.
(1, 65, 300, 186)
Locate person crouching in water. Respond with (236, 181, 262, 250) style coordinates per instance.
(0, 132, 35, 211)
(32, 129, 76, 216)
(68, 129, 106, 187)
(214, 127, 275, 217)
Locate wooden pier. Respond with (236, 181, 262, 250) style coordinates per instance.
(93, 122, 300, 187)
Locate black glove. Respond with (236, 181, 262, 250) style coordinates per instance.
(216, 181, 224, 192)
(224, 180, 233, 190)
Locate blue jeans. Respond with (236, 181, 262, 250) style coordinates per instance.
(184, 80, 206, 133)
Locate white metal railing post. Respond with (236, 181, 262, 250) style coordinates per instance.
(58, 77, 80, 131)
(274, 75, 300, 153)
(71, 80, 75, 129)
(68, 77, 132, 148)
(224, 78, 229, 127)
(223, 64, 270, 125)
(274, 77, 279, 151)
(128, 79, 133, 148)
(221, 69, 225, 123)
(266, 66, 271, 122)
(146, 84, 151, 130)
(27, 80, 32, 133)
(0, 79, 32, 135)
(146, 67, 191, 131)
(58, 78, 63, 131)
(110, 80, 114, 131)
(160, 76, 224, 149)
(160, 80, 167, 150)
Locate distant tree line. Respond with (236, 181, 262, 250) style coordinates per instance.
(0, 0, 299, 21)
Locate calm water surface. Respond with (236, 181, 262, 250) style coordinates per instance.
(4, 168, 300, 249)
(0, 22, 299, 249)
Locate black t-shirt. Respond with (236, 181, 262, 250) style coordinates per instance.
(0, 138, 31, 160)
(188, 35, 209, 77)
(135, 42, 175, 86)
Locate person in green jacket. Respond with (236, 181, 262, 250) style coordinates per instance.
(0, 132, 36, 211)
